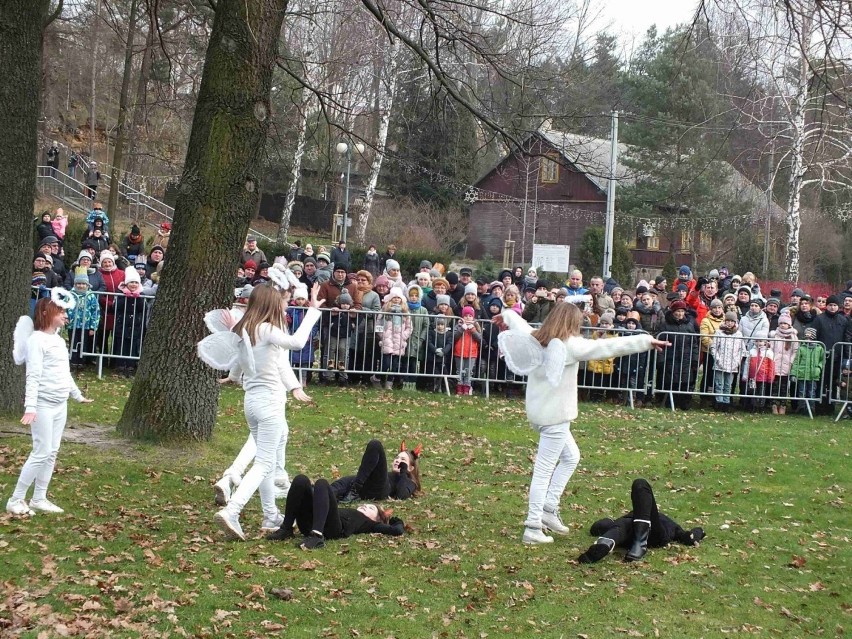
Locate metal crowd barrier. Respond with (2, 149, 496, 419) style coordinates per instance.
(829, 341, 852, 422)
(46, 292, 841, 418)
(654, 331, 827, 418)
(56, 289, 156, 378)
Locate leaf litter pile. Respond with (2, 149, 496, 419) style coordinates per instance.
(0, 377, 848, 638)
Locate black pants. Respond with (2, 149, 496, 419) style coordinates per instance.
(331, 439, 390, 500)
(589, 479, 672, 548)
(283, 476, 344, 539)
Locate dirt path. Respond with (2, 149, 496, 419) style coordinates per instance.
(0, 420, 124, 449)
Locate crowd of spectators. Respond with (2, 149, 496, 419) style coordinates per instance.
(29, 210, 852, 416)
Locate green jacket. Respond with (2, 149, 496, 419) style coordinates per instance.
(789, 343, 825, 381)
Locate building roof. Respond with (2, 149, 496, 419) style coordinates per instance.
(476, 124, 785, 221)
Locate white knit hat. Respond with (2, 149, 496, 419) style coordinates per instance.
(292, 284, 308, 300)
(384, 287, 406, 303)
(99, 250, 116, 266)
(123, 265, 141, 285)
(464, 282, 477, 295)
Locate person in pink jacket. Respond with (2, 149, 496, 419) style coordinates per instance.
(380, 287, 412, 390)
(51, 209, 68, 241)
(769, 309, 799, 414)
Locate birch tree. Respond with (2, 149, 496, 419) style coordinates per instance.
(710, 0, 852, 282)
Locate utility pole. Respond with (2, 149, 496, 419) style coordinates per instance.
(602, 110, 619, 279)
(762, 131, 775, 278)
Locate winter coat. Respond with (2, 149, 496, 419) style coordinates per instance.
(453, 320, 482, 359)
(658, 310, 700, 380)
(67, 290, 100, 330)
(587, 332, 617, 375)
(330, 247, 351, 272)
(241, 247, 267, 266)
(813, 310, 849, 354)
(98, 268, 125, 330)
(769, 329, 799, 377)
(318, 280, 357, 308)
(426, 320, 454, 373)
(65, 266, 105, 292)
(85, 168, 100, 187)
(363, 251, 381, 278)
(287, 306, 318, 365)
(792, 309, 817, 340)
(328, 309, 353, 340)
(710, 329, 746, 373)
(739, 311, 770, 349)
(746, 347, 775, 383)
(522, 298, 553, 324)
(380, 313, 412, 355)
(423, 290, 459, 315)
(686, 290, 715, 324)
(113, 294, 150, 358)
(634, 299, 661, 335)
(789, 343, 825, 381)
(699, 313, 724, 353)
(36, 221, 55, 243)
(405, 306, 429, 359)
(353, 289, 381, 336)
(123, 233, 145, 259)
(51, 217, 68, 240)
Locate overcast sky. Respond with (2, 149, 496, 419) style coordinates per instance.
(596, 0, 701, 49)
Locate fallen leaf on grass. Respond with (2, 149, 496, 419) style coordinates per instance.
(788, 555, 806, 568)
(271, 588, 293, 601)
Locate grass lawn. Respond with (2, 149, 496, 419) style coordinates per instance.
(1, 375, 849, 638)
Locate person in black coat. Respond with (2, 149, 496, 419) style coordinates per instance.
(331, 439, 421, 502)
(35, 212, 55, 244)
(578, 478, 705, 563)
(266, 474, 405, 549)
(657, 300, 700, 409)
(330, 240, 352, 272)
(112, 268, 151, 376)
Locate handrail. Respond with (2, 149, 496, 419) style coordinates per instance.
(36, 165, 274, 242)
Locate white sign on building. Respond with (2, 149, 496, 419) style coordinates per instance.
(531, 244, 571, 273)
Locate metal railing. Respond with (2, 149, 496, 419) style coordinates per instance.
(36, 165, 274, 242)
(654, 331, 826, 418)
(44, 293, 844, 418)
(829, 341, 852, 422)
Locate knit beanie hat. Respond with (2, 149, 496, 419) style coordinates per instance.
(804, 327, 817, 339)
(489, 297, 504, 310)
(130, 224, 141, 236)
(243, 259, 257, 270)
(615, 305, 631, 316)
(385, 259, 400, 272)
(679, 265, 692, 277)
(436, 294, 451, 307)
(99, 250, 116, 266)
(74, 270, 90, 285)
(654, 275, 666, 285)
(317, 252, 331, 264)
(464, 282, 477, 295)
(420, 260, 432, 269)
(123, 265, 141, 285)
(292, 284, 308, 300)
(708, 269, 720, 280)
(429, 268, 441, 279)
(778, 309, 792, 326)
(827, 294, 840, 306)
(724, 311, 738, 322)
(77, 250, 93, 263)
(461, 306, 475, 318)
(766, 297, 780, 308)
(446, 272, 459, 285)
(337, 290, 353, 306)
(302, 256, 316, 266)
(384, 287, 405, 303)
(375, 274, 390, 288)
(598, 313, 614, 328)
(710, 298, 723, 308)
(676, 283, 688, 292)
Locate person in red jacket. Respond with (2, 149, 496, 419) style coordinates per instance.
(671, 265, 696, 294)
(453, 306, 482, 395)
(686, 277, 718, 325)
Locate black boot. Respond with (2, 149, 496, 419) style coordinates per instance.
(578, 537, 615, 564)
(625, 519, 651, 562)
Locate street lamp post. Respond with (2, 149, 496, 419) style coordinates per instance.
(336, 141, 364, 243)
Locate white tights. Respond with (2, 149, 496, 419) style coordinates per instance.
(12, 401, 67, 502)
(524, 422, 580, 529)
(225, 394, 286, 520)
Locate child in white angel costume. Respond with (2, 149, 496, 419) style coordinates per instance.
(497, 302, 668, 545)
(198, 265, 323, 540)
(7, 289, 93, 516)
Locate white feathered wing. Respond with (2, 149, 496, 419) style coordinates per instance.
(13, 316, 34, 365)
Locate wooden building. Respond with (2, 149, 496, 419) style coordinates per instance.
(467, 126, 784, 280)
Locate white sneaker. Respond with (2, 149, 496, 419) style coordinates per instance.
(29, 499, 64, 514)
(541, 510, 570, 535)
(261, 512, 285, 531)
(6, 498, 35, 516)
(213, 476, 232, 506)
(214, 509, 246, 541)
(522, 527, 554, 545)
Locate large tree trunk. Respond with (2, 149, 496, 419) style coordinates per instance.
(107, 0, 140, 221)
(117, 0, 288, 441)
(0, 1, 56, 414)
